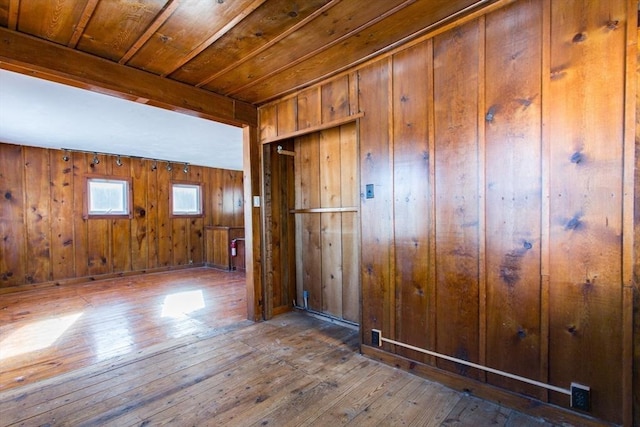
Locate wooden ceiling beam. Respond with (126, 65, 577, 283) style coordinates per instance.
(68, 0, 100, 48)
(0, 27, 257, 127)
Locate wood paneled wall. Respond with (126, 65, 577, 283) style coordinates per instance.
(261, 141, 296, 317)
(0, 143, 244, 290)
(293, 123, 359, 323)
(257, 0, 635, 424)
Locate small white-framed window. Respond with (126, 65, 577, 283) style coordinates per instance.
(85, 177, 132, 218)
(171, 182, 203, 216)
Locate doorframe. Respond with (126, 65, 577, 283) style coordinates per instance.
(256, 116, 363, 322)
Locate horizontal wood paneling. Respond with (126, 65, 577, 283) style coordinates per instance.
(0, 143, 244, 291)
(257, 0, 634, 424)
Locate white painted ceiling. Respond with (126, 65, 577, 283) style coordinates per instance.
(0, 69, 244, 170)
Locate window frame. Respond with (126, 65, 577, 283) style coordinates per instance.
(170, 181, 204, 218)
(83, 175, 133, 219)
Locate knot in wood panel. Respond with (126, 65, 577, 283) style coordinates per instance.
(570, 151, 584, 164)
(572, 32, 587, 43)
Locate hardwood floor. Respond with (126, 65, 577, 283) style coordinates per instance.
(0, 268, 247, 391)
(0, 269, 559, 426)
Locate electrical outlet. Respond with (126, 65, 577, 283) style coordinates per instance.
(570, 383, 590, 412)
(366, 184, 374, 199)
(371, 329, 381, 346)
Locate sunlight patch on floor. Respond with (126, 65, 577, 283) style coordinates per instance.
(161, 290, 205, 318)
(0, 312, 83, 360)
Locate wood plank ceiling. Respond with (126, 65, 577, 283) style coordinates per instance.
(0, 0, 490, 106)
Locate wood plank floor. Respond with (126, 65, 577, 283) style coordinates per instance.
(0, 268, 247, 391)
(0, 269, 559, 426)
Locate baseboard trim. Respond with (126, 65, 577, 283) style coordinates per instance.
(361, 345, 613, 427)
(0, 264, 209, 295)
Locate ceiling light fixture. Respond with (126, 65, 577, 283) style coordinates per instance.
(62, 150, 70, 162)
(166, 162, 172, 171)
(183, 163, 189, 174)
(151, 160, 157, 171)
(116, 155, 123, 167)
(93, 153, 100, 165)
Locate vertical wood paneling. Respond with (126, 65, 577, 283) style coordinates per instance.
(269, 144, 283, 308)
(23, 146, 52, 283)
(340, 123, 359, 323)
(294, 138, 304, 308)
(188, 165, 204, 265)
(348, 71, 359, 116)
(73, 152, 89, 278)
(277, 97, 297, 135)
(0, 144, 242, 289)
(0, 144, 26, 286)
(131, 158, 149, 271)
(320, 127, 343, 317)
(297, 87, 321, 130)
(259, 103, 277, 142)
(425, 38, 437, 363)
(433, 20, 481, 378)
(49, 150, 75, 280)
(547, 1, 625, 422)
(321, 75, 350, 123)
(146, 161, 159, 269)
(232, 171, 244, 227)
(157, 163, 172, 267)
(291, 123, 359, 321)
(359, 61, 392, 346)
(171, 168, 189, 267)
(86, 153, 110, 276)
(484, 0, 543, 397)
(255, 1, 633, 422)
(262, 146, 274, 318)
(285, 153, 296, 311)
(623, 3, 637, 426)
(392, 41, 431, 362)
(296, 133, 322, 311)
(278, 143, 295, 310)
(210, 167, 224, 226)
(111, 156, 132, 273)
(539, 0, 552, 404)
(634, 19, 640, 427)
(223, 170, 236, 225)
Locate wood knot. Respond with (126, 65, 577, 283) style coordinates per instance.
(572, 32, 587, 43)
(606, 20, 619, 30)
(570, 151, 584, 164)
(565, 213, 582, 231)
(567, 325, 577, 335)
(4, 191, 11, 200)
(485, 105, 497, 122)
